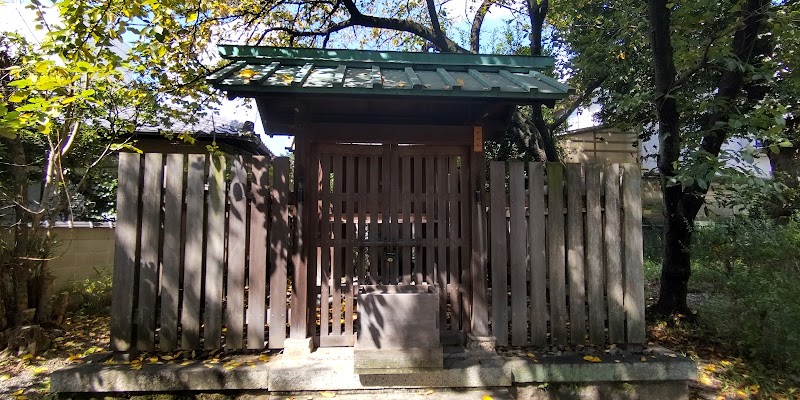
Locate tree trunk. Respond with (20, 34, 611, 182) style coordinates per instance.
(35, 234, 55, 324)
(7, 135, 31, 326)
(654, 183, 693, 314)
(525, 0, 559, 162)
(649, 0, 768, 315)
(647, 0, 688, 315)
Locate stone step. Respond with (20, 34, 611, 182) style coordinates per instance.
(268, 388, 515, 400)
(269, 353, 511, 391)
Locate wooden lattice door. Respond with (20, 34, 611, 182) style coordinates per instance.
(312, 143, 471, 347)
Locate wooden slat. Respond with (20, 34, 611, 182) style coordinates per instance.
(413, 155, 424, 284)
(137, 153, 163, 351)
(383, 146, 396, 284)
(425, 156, 435, 286)
(489, 161, 508, 345)
(470, 149, 489, 337)
(547, 162, 567, 345)
(585, 165, 605, 345)
(269, 157, 290, 349)
(623, 164, 645, 344)
(459, 153, 472, 332)
(358, 156, 368, 284)
(604, 164, 624, 343)
(527, 162, 547, 346)
(509, 162, 527, 346)
(111, 152, 141, 352)
(448, 156, 461, 330)
(291, 138, 310, 339)
(566, 163, 586, 345)
(436, 156, 448, 329)
(331, 155, 343, 336)
(320, 155, 332, 336)
(204, 155, 227, 350)
(247, 156, 269, 349)
(344, 155, 355, 335)
(181, 154, 206, 349)
(401, 156, 412, 284)
(159, 154, 184, 350)
(368, 156, 379, 284)
(225, 156, 247, 350)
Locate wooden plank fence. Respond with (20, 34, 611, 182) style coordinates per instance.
(110, 152, 645, 352)
(487, 161, 645, 346)
(110, 152, 292, 352)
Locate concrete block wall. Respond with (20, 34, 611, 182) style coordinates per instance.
(49, 222, 115, 289)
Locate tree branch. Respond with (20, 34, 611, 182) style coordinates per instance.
(426, 0, 443, 38)
(549, 75, 606, 132)
(470, 0, 494, 53)
(338, 0, 468, 53)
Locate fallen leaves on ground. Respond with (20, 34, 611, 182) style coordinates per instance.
(649, 319, 798, 399)
(0, 315, 112, 399)
(320, 391, 336, 398)
(583, 355, 602, 363)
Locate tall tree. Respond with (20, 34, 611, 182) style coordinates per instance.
(647, 0, 780, 314)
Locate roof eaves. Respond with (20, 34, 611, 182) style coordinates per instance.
(217, 45, 555, 70)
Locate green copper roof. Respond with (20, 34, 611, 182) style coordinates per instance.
(209, 45, 574, 102)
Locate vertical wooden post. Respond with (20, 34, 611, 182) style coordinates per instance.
(489, 161, 508, 345)
(225, 156, 247, 349)
(159, 154, 184, 351)
(509, 162, 527, 346)
(111, 152, 141, 352)
(204, 154, 226, 350)
(459, 150, 472, 333)
(291, 136, 311, 339)
(585, 165, 606, 345)
(470, 147, 489, 337)
(248, 156, 269, 349)
(623, 164, 645, 344)
(269, 157, 290, 348)
(527, 163, 547, 346)
(547, 162, 567, 345)
(137, 153, 163, 352)
(605, 164, 624, 343)
(566, 163, 586, 345)
(181, 154, 206, 350)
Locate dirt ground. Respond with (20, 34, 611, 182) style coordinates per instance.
(0, 316, 109, 399)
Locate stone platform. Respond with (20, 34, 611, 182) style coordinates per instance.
(51, 346, 696, 399)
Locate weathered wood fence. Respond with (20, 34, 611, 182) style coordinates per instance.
(487, 161, 644, 346)
(110, 152, 293, 352)
(109, 153, 645, 352)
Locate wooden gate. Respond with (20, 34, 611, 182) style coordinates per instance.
(312, 144, 471, 347)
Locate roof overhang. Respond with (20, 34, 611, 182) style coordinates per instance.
(208, 45, 574, 136)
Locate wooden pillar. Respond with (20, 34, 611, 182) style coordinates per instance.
(290, 111, 312, 339)
(470, 127, 490, 336)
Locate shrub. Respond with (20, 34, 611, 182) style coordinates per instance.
(691, 215, 800, 374)
(63, 272, 113, 316)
